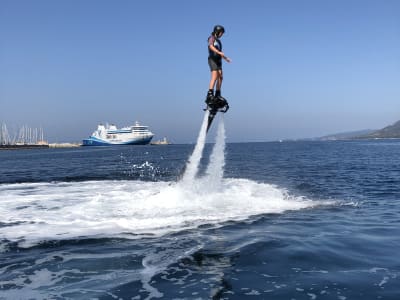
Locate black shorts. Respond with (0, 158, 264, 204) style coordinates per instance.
(208, 57, 222, 71)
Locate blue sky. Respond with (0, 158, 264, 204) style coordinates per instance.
(1, 0, 399, 143)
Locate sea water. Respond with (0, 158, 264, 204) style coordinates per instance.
(0, 132, 400, 299)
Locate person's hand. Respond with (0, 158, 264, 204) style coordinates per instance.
(223, 56, 231, 63)
(219, 51, 231, 63)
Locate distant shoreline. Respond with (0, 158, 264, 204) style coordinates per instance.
(49, 143, 81, 148)
(0, 144, 50, 150)
(0, 143, 81, 150)
(1, 138, 399, 151)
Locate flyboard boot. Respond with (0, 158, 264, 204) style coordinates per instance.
(204, 91, 229, 132)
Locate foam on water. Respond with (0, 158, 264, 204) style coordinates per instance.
(0, 115, 322, 249)
(0, 178, 316, 249)
(0, 115, 328, 251)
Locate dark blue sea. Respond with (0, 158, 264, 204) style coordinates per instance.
(1, 139, 400, 299)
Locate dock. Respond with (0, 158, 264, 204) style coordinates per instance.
(49, 143, 81, 148)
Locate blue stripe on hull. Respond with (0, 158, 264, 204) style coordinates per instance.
(82, 137, 153, 146)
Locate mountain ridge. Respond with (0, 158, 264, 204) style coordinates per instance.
(314, 119, 400, 140)
(357, 120, 400, 139)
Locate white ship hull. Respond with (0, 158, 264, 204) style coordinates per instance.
(82, 122, 154, 146)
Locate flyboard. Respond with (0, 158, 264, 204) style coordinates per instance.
(204, 96, 229, 132)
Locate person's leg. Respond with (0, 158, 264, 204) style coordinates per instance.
(208, 70, 219, 90)
(215, 69, 223, 97)
(206, 70, 218, 102)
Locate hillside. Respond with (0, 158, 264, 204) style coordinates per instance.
(318, 129, 375, 141)
(358, 120, 400, 139)
(313, 119, 400, 140)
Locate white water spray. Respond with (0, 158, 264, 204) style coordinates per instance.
(181, 111, 209, 183)
(204, 115, 226, 190)
(181, 111, 226, 192)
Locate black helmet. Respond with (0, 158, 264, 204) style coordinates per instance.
(213, 25, 225, 35)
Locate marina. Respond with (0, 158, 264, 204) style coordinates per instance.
(0, 123, 49, 150)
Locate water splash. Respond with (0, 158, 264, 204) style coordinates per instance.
(0, 113, 327, 249)
(0, 179, 321, 249)
(181, 111, 209, 183)
(180, 112, 226, 194)
(204, 115, 226, 191)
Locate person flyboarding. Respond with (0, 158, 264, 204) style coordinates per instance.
(206, 25, 231, 104)
(205, 25, 231, 132)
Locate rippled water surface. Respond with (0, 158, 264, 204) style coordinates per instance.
(1, 139, 400, 299)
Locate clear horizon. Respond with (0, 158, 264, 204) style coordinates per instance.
(1, 0, 399, 143)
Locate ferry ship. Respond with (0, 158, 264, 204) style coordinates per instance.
(82, 121, 154, 146)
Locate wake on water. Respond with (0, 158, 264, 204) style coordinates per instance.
(0, 113, 320, 249)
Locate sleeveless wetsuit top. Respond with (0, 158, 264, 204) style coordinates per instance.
(208, 35, 222, 61)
